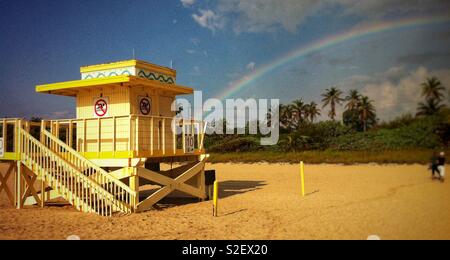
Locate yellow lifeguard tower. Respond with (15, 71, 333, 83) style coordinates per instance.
(0, 60, 209, 216)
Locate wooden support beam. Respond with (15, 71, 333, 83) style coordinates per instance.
(139, 168, 175, 186)
(135, 116, 139, 152)
(129, 167, 139, 211)
(136, 161, 206, 212)
(0, 162, 16, 207)
(40, 174, 46, 208)
(182, 119, 186, 152)
(181, 162, 203, 181)
(137, 186, 172, 211)
(24, 189, 62, 206)
(16, 161, 22, 209)
(173, 119, 177, 155)
(150, 117, 154, 155)
(162, 118, 166, 155)
(91, 167, 134, 183)
(20, 166, 41, 206)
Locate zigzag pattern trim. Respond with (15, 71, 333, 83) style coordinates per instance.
(137, 70, 175, 84)
(83, 70, 132, 80)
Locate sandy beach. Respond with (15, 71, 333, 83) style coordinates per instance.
(1, 163, 449, 240)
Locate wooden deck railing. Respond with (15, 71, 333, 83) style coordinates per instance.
(44, 115, 206, 159)
(1, 115, 206, 161)
(0, 119, 40, 161)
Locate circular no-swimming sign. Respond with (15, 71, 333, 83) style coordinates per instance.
(139, 97, 151, 115)
(94, 98, 108, 117)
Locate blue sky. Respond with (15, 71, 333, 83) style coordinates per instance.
(0, 0, 449, 121)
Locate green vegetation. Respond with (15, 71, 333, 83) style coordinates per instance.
(209, 149, 450, 164)
(206, 77, 450, 164)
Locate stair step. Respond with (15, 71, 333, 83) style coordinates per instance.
(19, 128, 133, 216)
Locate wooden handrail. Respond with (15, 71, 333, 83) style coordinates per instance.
(42, 129, 136, 196)
(19, 128, 132, 216)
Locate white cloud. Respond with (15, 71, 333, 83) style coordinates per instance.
(190, 66, 201, 76)
(181, 0, 195, 8)
(192, 9, 225, 32)
(186, 49, 196, 54)
(189, 0, 449, 33)
(341, 66, 450, 121)
(246, 62, 256, 71)
(190, 38, 200, 45)
(336, 0, 450, 18)
(218, 0, 320, 33)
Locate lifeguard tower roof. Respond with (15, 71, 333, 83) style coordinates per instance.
(36, 59, 193, 97)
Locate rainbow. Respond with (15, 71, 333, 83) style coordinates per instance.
(216, 15, 450, 100)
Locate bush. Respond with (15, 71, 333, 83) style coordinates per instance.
(331, 116, 444, 151)
(298, 121, 353, 150)
(377, 114, 416, 129)
(207, 136, 261, 153)
(204, 114, 449, 153)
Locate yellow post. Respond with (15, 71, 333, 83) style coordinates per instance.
(16, 122, 22, 209)
(300, 161, 305, 197)
(16, 162, 22, 209)
(213, 181, 219, 217)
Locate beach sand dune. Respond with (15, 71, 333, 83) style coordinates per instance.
(1, 163, 449, 240)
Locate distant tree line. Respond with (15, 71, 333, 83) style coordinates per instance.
(205, 76, 450, 153)
(279, 76, 447, 133)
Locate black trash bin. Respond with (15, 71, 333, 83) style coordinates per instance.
(205, 170, 216, 200)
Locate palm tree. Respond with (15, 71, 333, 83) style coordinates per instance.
(304, 102, 321, 123)
(417, 98, 446, 117)
(279, 104, 295, 130)
(345, 90, 361, 111)
(358, 96, 376, 132)
(421, 77, 446, 101)
(321, 87, 344, 121)
(292, 99, 306, 124)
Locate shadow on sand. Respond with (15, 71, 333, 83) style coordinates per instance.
(138, 180, 267, 210)
(219, 180, 267, 199)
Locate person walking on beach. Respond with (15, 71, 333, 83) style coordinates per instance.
(437, 152, 446, 183)
(430, 152, 439, 179)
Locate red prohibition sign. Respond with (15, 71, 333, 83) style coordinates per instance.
(140, 98, 151, 115)
(94, 99, 108, 117)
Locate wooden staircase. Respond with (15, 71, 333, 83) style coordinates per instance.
(17, 127, 136, 216)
